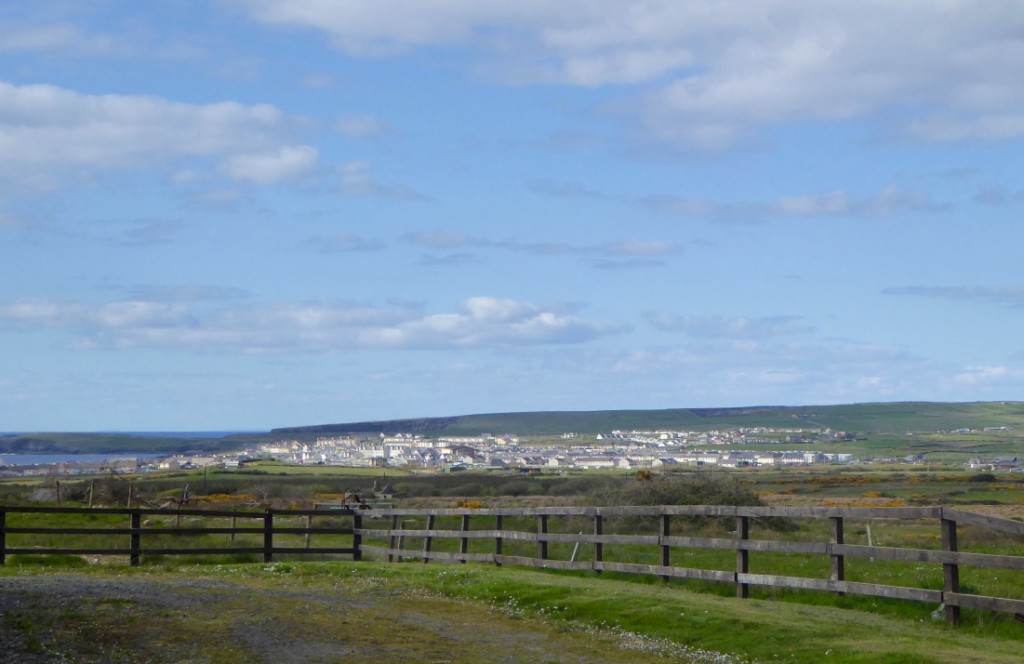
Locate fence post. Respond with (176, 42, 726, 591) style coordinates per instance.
(495, 514, 503, 566)
(830, 516, 845, 596)
(130, 511, 141, 567)
(423, 514, 435, 563)
(397, 520, 408, 561)
(352, 512, 362, 561)
(594, 513, 603, 575)
(263, 509, 274, 563)
(388, 515, 399, 563)
(460, 514, 470, 563)
(0, 508, 6, 566)
(537, 514, 548, 561)
(941, 514, 961, 626)
(660, 513, 671, 581)
(736, 514, 750, 599)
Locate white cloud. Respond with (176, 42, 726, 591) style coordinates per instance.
(337, 161, 424, 199)
(241, 1, 1024, 148)
(599, 240, 680, 257)
(645, 312, 813, 339)
(775, 192, 849, 217)
(336, 113, 389, 137)
(0, 80, 304, 188)
(402, 231, 681, 269)
(882, 286, 1024, 309)
(0, 295, 623, 352)
(404, 231, 476, 249)
(0, 23, 121, 55)
(219, 145, 318, 184)
(0, 299, 189, 329)
(307, 233, 386, 253)
(644, 186, 943, 221)
(954, 365, 1013, 386)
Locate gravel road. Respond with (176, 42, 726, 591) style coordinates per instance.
(0, 570, 706, 664)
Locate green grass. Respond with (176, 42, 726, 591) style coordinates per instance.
(4, 561, 1024, 662)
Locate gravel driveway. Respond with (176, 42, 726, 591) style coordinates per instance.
(0, 570, 705, 664)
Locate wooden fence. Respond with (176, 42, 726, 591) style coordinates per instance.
(0, 505, 360, 566)
(3, 504, 1023, 625)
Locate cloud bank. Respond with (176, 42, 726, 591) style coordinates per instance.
(0, 294, 625, 352)
(241, 1, 1024, 149)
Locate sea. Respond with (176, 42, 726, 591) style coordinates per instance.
(0, 453, 167, 466)
(0, 430, 265, 467)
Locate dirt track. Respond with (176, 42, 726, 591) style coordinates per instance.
(0, 570, 709, 664)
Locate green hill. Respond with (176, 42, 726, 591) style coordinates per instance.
(273, 401, 1024, 437)
(8, 401, 1024, 454)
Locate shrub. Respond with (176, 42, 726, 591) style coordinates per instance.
(500, 480, 542, 497)
(589, 471, 797, 531)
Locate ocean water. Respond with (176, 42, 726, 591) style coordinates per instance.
(93, 431, 265, 439)
(0, 431, 264, 439)
(0, 453, 167, 466)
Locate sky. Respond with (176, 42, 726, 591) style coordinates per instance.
(2, 1, 1024, 431)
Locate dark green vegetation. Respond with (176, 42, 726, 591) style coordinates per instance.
(6, 400, 1024, 454)
(6, 461, 1024, 511)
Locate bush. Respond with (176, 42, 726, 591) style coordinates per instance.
(591, 472, 763, 507)
(548, 476, 612, 496)
(588, 471, 797, 532)
(441, 483, 482, 497)
(500, 480, 543, 497)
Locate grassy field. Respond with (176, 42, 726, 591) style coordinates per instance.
(6, 450, 1024, 661)
(3, 561, 1024, 663)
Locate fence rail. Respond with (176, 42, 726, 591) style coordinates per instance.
(0, 505, 361, 566)
(3, 504, 1023, 625)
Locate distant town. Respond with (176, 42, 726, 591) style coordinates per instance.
(3, 424, 1019, 479)
(254, 427, 857, 471)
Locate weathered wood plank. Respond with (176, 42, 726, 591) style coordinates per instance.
(834, 543, 943, 562)
(3, 547, 134, 556)
(832, 544, 1024, 570)
(147, 548, 273, 555)
(841, 582, 942, 603)
(5, 527, 135, 536)
(417, 550, 494, 563)
(0, 504, 946, 520)
(494, 554, 593, 571)
(945, 593, 1024, 614)
(738, 539, 828, 554)
(596, 561, 734, 582)
(736, 574, 944, 603)
(944, 509, 1024, 536)
(661, 535, 737, 550)
(738, 573, 833, 592)
(359, 545, 493, 563)
(141, 527, 273, 536)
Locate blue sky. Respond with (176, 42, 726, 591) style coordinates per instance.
(2, 1, 1023, 431)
